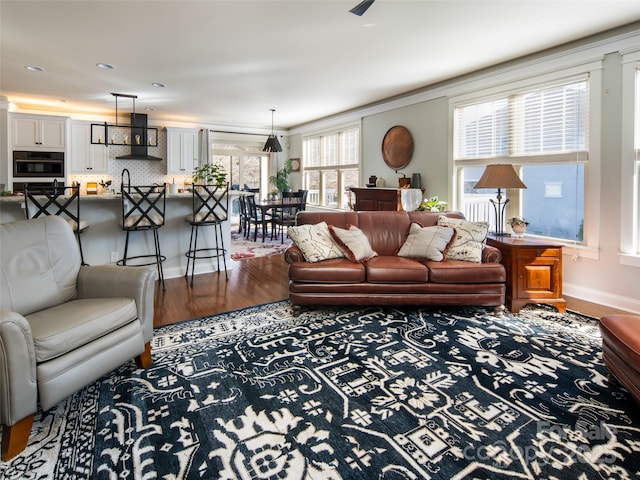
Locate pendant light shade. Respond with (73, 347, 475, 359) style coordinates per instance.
(263, 109, 282, 153)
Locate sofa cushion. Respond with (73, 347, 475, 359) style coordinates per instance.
(287, 222, 345, 263)
(26, 297, 138, 362)
(366, 256, 429, 283)
(329, 225, 377, 262)
(437, 216, 489, 263)
(288, 258, 366, 283)
(397, 223, 455, 261)
(426, 260, 506, 284)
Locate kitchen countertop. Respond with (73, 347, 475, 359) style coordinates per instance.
(0, 192, 194, 202)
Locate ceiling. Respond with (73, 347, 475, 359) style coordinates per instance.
(2, 1, 640, 131)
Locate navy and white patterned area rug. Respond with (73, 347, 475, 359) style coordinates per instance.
(2, 302, 640, 479)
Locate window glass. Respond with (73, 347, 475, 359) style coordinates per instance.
(522, 164, 584, 241)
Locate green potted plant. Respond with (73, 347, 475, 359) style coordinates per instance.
(419, 196, 448, 212)
(193, 163, 227, 186)
(269, 158, 292, 194)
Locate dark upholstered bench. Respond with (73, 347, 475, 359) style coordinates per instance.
(600, 314, 640, 405)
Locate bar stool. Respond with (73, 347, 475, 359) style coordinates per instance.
(184, 183, 229, 285)
(118, 169, 166, 290)
(24, 182, 89, 265)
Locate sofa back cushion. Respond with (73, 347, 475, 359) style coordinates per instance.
(296, 211, 467, 256)
(0, 216, 80, 316)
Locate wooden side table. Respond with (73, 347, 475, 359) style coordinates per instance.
(487, 235, 566, 313)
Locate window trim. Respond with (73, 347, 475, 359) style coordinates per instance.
(620, 49, 640, 267)
(449, 63, 603, 259)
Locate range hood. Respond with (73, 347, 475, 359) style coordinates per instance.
(115, 113, 163, 161)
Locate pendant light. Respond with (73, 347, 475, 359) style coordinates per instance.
(262, 109, 282, 153)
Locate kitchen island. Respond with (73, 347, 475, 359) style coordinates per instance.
(0, 192, 233, 278)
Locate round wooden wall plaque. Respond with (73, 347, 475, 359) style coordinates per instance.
(381, 125, 414, 170)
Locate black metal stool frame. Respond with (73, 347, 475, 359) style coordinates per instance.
(24, 183, 89, 265)
(185, 183, 229, 285)
(119, 169, 166, 290)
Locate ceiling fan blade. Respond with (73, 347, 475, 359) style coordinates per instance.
(349, 0, 375, 16)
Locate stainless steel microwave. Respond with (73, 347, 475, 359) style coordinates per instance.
(13, 151, 64, 177)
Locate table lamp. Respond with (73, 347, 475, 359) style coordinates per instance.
(474, 164, 527, 235)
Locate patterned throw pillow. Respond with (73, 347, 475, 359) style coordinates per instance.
(397, 223, 455, 261)
(287, 222, 345, 263)
(437, 216, 489, 263)
(328, 225, 377, 262)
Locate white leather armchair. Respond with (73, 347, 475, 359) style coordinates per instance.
(0, 215, 157, 460)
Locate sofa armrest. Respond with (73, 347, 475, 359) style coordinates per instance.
(76, 265, 158, 344)
(0, 309, 37, 426)
(482, 245, 502, 263)
(284, 245, 306, 264)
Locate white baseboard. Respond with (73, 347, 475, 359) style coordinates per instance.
(564, 282, 640, 315)
(163, 256, 236, 280)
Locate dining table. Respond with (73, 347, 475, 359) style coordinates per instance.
(252, 198, 303, 242)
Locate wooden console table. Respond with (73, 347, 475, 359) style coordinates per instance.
(487, 235, 566, 314)
(350, 187, 403, 211)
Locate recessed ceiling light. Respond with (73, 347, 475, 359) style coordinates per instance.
(25, 65, 45, 72)
(58, 99, 67, 103)
(151, 83, 165, 88)
(96, 63, 115, 69)
(145, 107, 156, 111)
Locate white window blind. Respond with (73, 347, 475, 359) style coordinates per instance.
(454, 78, 589, 163)
(302, 125, 360, 209)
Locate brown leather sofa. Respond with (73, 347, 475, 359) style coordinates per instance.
(284, 211, 506, 311)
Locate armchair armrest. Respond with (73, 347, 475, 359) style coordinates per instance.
(284, 245, 305, 264)
(482, 245, 502, 263)
(0, 309, 37, 426)
(76, 265, 158, 344)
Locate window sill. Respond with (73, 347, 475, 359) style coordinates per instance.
(620, 253, 640, 268)
(561, 243, 600, 261)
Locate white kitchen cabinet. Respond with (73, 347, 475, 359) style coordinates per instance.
(11, 114, 66, 149)
(69, 122, 109, 174)
(166, 128, 197, 175)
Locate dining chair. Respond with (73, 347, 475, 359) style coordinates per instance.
(245, 194, 272, 242)
(271, 190, 305, 243)
(24, 182, 89, 265)
(184, 183, 229, 285)
(238, 194, 249, 234)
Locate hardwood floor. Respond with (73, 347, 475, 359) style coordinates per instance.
(154, 254, 289, 327)
(153, 255, 634, 327)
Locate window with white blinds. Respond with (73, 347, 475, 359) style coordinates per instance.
(303, 126, 360, 209)
(454, 78, 589, 163)
(454, 77, 590, 243)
